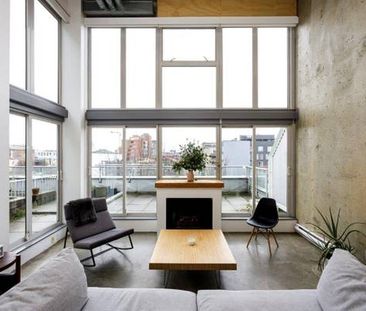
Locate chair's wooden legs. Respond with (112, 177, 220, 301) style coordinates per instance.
(246, 227, 256, 248)
(271, 229, 279, 247)
(246, 227, 279, 256)
(267, 229, 272, 256)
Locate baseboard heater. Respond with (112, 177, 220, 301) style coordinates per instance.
(294, 224, 326, 250)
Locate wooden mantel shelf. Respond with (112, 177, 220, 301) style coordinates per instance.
(155, 180, 224, 189)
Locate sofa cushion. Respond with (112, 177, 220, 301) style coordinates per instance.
(317, 248, 366, 311)
(0, 248, 88, 311)
(197, 289, 321, 311)
(83, 287, 197, 311)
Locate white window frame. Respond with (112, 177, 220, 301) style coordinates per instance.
(9, 110, 63, 249)
(10, 0, 62, 104)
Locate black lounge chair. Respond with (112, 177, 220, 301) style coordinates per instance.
(246, 197, 279, 255)
(63, 198, 134, 267)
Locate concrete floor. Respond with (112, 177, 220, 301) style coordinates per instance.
(22, 232, 321, 293)
(10, 195, 253, 243)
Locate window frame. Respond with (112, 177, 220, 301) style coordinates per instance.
(10, 0, 62, 104)
(9, 110, 63, 249)
(87, 26, 294, 110)
(85, 20, 297, 218)
(87, 123, 295, 218)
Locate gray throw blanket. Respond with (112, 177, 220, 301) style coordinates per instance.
(69, 198, 97, 227)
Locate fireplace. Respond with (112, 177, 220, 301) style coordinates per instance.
(166, 198, 213, 229)
(155, 180, 223, 231)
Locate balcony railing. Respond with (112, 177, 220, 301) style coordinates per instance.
(9, 164, 270, 199)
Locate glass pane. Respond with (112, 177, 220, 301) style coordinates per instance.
(222, 128, 253, 214)
(10, 0, 26, 89)
(258, 28, 288, 108)
(34, 0, 59, 102)
(223, 28, 252, 108)
(9, 114, 26, 245)
(162, 67, 216, 108)
(126, 29, 156, 108)
(162, 127, 216, 178)
(126, 128, 157, 213)
(163, 29, 215, 61)
(255, 128, 288, 214)
(32, 119, 59, 234)
(91, 29, 121, 108)
(91, 128, 123, 213)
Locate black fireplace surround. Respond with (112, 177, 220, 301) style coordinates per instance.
(166, 198, 213, 229)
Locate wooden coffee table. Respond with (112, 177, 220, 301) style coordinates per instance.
(149, 229, 237, 287)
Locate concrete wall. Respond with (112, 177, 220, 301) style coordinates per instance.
(296, 0, 366, 259)
(0, 0, 10, 249)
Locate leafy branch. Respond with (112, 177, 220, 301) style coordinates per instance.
(308, 207, 366, 271)
(172, 142, 208, 173)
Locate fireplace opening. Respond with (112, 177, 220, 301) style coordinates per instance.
(166, 198, 213, 229)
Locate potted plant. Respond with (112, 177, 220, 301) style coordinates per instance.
(309, 207, 365, 271)
(172, 142, 209, 182)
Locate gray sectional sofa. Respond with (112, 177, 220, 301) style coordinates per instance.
(0, 248, 365, 311)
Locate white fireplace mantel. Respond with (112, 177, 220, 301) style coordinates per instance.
(155, 180, 224, 231)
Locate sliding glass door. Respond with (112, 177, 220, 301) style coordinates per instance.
(89, 125, 292, 217)
(9, 113, 62, 247)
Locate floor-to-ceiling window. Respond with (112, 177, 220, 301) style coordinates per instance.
(9, 113, 62, 246)
(87, 23, 296, 218)
(9, 0, 64, 248)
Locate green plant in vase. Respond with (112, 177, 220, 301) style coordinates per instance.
(309, 207, 365, 271)
(172, 142, 209, 182)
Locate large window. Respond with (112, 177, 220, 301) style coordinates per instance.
(88, 27, 290, 109)
(31, 119, 59, 234)
(162, 127, 216, 178)
(9, 114, 26, 244)
(9, 0, 60, 103)
(126, 29, 156, 108)
(255, 127, 288, 213)
(87, 24, 296, 217)
(10, 0, 26, 89)
(258, 28, 288, 108)
(34, 0, 59, 102)
(9, 113, 62, 247)
(222, 128, 253, 214)
(90, 127, 157, 214)
(91, 29, 121, 108)
(223, 28, 252, 108)
(162, 68, 216, 108)
(126, 128, 157, 213)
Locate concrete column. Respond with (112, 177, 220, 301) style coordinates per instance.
(62, 0, 87, 205)
(0, 0, 10, 249)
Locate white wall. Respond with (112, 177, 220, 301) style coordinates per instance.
(0, 0, 10, 250)
(62, 0, 87, 205)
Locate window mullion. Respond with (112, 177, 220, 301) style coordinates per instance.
(25, 116, 33, 239)
(121, 28, 126, 109)
(122, 126, 127, 215)
(251, 127, 257, 214)
(26, 0, 35, 93)
(288, 27, 295, 109)
(252, 28, 258, 109)
(156, 28, 163, 109)
(216, 27, 223, 109)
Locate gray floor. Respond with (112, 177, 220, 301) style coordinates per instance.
(10, 195, 253, 243)
(22, 232, 321, 293)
